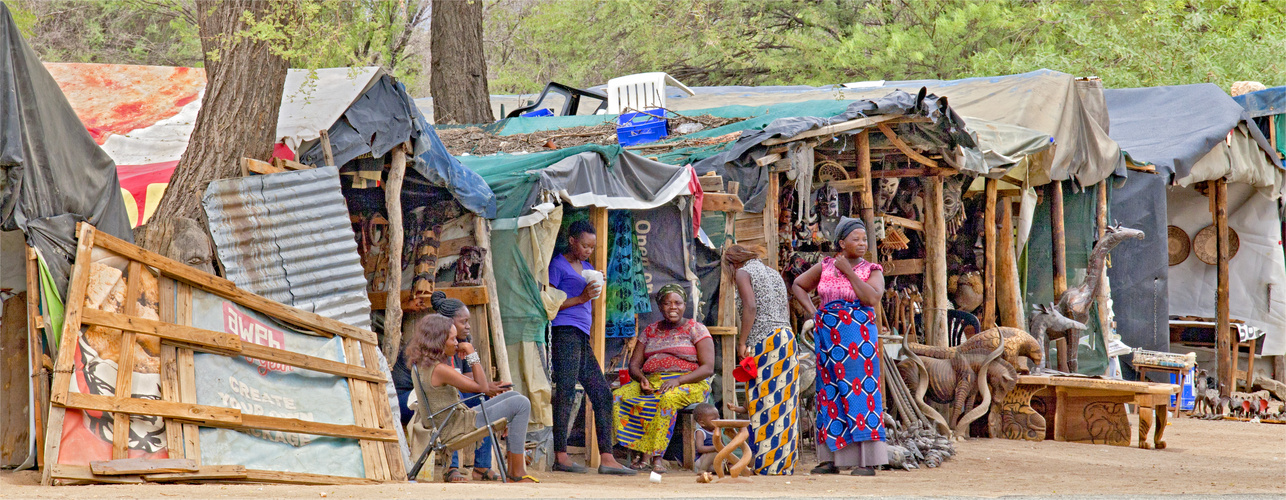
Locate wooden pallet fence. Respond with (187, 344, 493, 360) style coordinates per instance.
(40, 223, 404, 485)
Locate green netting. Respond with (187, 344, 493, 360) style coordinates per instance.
(492, 227, 549, 345)
(458, 144, 624, 220)
(1021, 180, 1108, 375)
(1275, 114, 1286, 159)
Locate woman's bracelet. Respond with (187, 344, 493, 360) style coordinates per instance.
(463, 352, 481, 367)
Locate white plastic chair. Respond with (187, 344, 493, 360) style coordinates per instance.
(606, 72, 695, 114)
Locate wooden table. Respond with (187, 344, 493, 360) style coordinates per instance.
(994, 376, 1179, 450)
(1134, 364, 1186, 418)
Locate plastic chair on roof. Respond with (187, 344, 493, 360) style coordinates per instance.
(606, 72, 695, 114)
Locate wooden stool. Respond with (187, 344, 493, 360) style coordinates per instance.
(711, 419, 752, 479)
(1135, 364, 1184, 418)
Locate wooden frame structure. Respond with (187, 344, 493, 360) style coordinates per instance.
(41, 224, 406, 485)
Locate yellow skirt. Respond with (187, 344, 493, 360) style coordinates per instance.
(612, 372, 710, 454)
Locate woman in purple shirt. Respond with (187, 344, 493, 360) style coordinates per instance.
(548, 220, 636, 475)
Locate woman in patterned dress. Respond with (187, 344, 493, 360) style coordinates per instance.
(612, 284, 714, 473)
(725, 244, 800, 475)
(790, 217, 888, 476)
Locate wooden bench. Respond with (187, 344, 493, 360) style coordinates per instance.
(994, 375, 1179, 450)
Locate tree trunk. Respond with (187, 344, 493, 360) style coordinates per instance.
(430, 0, 493, 124)
(137, 0, 289, 252)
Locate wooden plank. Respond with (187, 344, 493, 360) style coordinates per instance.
(272, 158, 313, 171)
(586, 206, 609, 468)
(438, 233, 478, 257)
(0, 294, 28, 467)
(240, 468, 380, 485)
(717, 183, 739, 420)
(884, 214, 923, 232)
(923, 176, 948, 346)
(157, 277, 185, 458)
(882, 259, 925, 277)
(240, 343, 388, 383)
(144, 465, 248, 482)
(384, 143, 408, 366)
(62, 392, 240, 425)
(81, 309, 242, 354)
(359, 340, 405, 481)
(368, 285, 489, 312)
(829, 177, 867, 194)
(341, 338, 384, 481)
(25, 247, 47, 467)
(877, 122, 938, 168)
(111, 261, 147, 459)
(871, 166, 953, 178)
(90, 229, 378, 345)
(176, 285, 200, 463)
(765, 163, 781, 269)
(243, 157, 284, 175)
(708, 326, 737, 336)
(473, 217, 512, 384)
(91, 458, 198, 475)
(470, 304, 493, 379)
(761, 114, 905, 146)
(1214, 179, 1232, 397)
(996, 198, 1023, 328)
(733, 217, 765, 241)
(698, 175, 724, 193)
(319, 129, 335, 167)
(983, 178, 998, 329)
(42, 224, 96, 486)
(753, 153, 782, 167)
(49, 464, 144, 484)
(702, 193, 744, 213)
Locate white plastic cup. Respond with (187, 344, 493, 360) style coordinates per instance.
(649, 471, 662, 483)
(580, 269, 605, 298)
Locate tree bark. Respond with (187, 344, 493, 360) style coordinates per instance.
(137, 0, 289, 252)
(430, 0, 493, 124)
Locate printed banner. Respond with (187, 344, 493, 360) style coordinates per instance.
(189, 288, 366, 477)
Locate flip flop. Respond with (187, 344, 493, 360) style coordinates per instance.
(810, 461, 839, 474)
(507, 474, 540, 483)
(473, 468, 502, 481)
(444, 467, 469, 483)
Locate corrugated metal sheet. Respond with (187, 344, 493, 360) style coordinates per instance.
(203, 166, 372, 329)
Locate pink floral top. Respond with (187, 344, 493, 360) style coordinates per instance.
(817, 257, 882, 304)
(638, 319, 712, 374)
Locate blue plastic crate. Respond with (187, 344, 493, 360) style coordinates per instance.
(521, 108, 554, 118)
(616, 109, 668, 146)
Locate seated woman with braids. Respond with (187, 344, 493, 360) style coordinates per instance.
(611, 284, 715, 473)
(404, 314, 539, 483)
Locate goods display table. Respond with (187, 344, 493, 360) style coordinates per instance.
(995, 375, 1179, 449)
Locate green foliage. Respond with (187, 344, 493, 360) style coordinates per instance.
(486, 0, 1286, 93)
(11, 0, 202, 66)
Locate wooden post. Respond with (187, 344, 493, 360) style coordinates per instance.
(996, 198, 1022, 328)
(473, 217, 513, 383)
(1049, 181, 1067, 297)
(982, 179, 998, 329)
(585, 206, 609, 467)
(923, 175, 948, 347)
(1094, 182, 1113, 374)
(383, 143, 407, 365)
(856, 130, 877, 262)
(766, 155, 785, 269)
(25, 247, 46, 466)
(320, 129, 336, 167)
(719, 183, 740, 419)
(1214, 179, 1232, 397)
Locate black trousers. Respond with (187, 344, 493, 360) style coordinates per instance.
(551, 325, 614, 453)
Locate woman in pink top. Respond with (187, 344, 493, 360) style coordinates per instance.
(790, 217, 887, 476)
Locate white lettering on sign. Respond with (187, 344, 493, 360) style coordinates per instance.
(635, 219, 655, 292)
(222, 303, 293, 375)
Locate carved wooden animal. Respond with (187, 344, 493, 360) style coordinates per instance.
(1029, 303, 1087, 372)
(453, 245, 487, 287)
(948, 271, 983, 314)
(1051, 224, 1143, 372)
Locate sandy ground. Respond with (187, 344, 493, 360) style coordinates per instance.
(3, 415, 1283, 499)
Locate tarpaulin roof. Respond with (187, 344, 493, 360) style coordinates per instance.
(0, 3, 134, 295)
(459, 145, 690, 224)
(298, 75, 497, 218)
(47, 63, 384, 225)
(1103, 84, 1282, 183)
(1233, 85, 1286, 118)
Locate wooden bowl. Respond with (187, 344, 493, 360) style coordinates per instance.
(1192, 225, 1240, 265)
(1167, 226, 1190, 266)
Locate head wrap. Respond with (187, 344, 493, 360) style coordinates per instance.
(834, 217, 866, 246)
(430, 291, 466, 319)
(654, 283, 688, 304)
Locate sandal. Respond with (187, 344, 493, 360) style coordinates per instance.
(473, 468, 501, 481)
(507, 474, 540, 483)
(650, 457, 669, 474)
(810, 461, 839, 475)
(629, 460, 652, 472)
(444, 467, 469, 483)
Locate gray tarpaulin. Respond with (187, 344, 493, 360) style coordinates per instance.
(298, 75, 497, 218)
(1104, 84, 1279, 180)
(1106, 172, 1170, 354)
(537, 151, 691, 214)
(0, 4, 134, 295)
